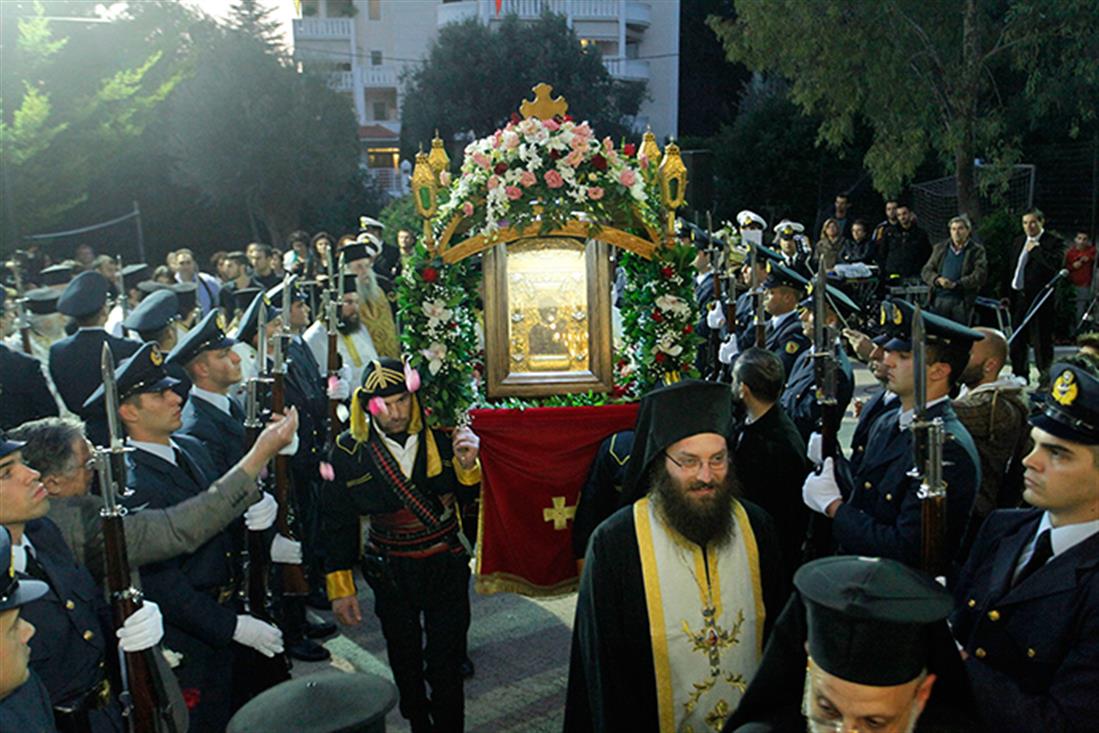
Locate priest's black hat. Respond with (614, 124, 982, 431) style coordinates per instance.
(620, 379, 734, 503)
(796, 556, 953, 686)
(171, 282, 198, 317)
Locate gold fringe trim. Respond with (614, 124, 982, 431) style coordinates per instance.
(474, 571, 578, 598)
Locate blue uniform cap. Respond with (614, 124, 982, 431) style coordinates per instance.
(83, 342, 180, 412)
(122, 289, 178, 334)
(798, 282, 861, 317)
(879, 299, 984, 352)
(171, 282, 198, 317)
(231, 292, 280, 345)
(167, 309, 236, 367)
(38, 264, 74, 286)
(23, 288, 60, 315)
(762, 262, 809, 293)
(57, 271, 110, 318)
(0, 526, 49, 612)
(120, 263, 149, 290)
(1032, 362, 1099, 445)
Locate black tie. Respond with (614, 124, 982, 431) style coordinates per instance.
(23, 546, 49, 584)
(1014, 530, 1053, 587)
(174, 447, 203, 488)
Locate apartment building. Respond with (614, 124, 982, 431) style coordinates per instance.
(293, 0, 680, 197)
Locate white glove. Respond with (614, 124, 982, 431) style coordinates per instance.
(327, 375, 351, 401)
(270, 534, 302, 564)
(277, 431, 299, 456)
(807, 432, 822, 466)
(706, 303, 726, 330)
(233, 615, 284, 658)
(802, 457, 842, 515)
(116, 601, 163, 652)
(718, 334, 740, 364)
(243, 492, 278, 531)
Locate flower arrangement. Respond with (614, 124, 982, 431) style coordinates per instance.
(435, 114, 663, 240)
(397, 243, 481, 428)
(617, 242, 703, 392)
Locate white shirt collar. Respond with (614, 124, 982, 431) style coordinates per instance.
(897, 395, 950, 430)
(127, 438, 179, 466)
(76, 326, 106, 333)
(1026, 228, 1045, 243)
(770, 310, 796, 330)
(189, 386, 231, 415)
(11, 535, 35, 573)
(380, 431, 419, 479)
(1037, 512, 1099, 557)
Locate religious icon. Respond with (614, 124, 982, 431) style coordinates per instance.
(484, 237, 613, 397)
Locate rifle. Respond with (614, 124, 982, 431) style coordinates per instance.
(705, 212, 723, 379)
(271, 273, 311, 598)
(116, 254, 129, 320)
(326, 251, 346, 433)
(96, 344, 179, 733)
(740, 229, 767, 348)
(911, 306, 948, 576)
(9, 255, 32, 355)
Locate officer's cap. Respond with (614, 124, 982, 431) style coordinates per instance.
(83, 342, 180, 412)
(796, 556, 953, 686)
(880, 300, 984, 352)
(57, 271, 110, 317)
(0, 431, 25, 460)
(266, 276, 308, 308)
(231, 292, 279, 345)
(120, 263, 149, 290)
(1032, 362, 1099, 445)
(736, 210, 767, 230)
(167, 309, 236, 367)
(171, 282, 197, 317)
(123, 290, 178, 333)
(232, 287, 262, 312)
(38, 263, 74, 286)
(762, 262, 809, 293)
(226, 671, 396, 733)
(0, 525, 49, 613)
(359, 215, 385, 231)
(798, 282, 861, 318)
(355, 232, 383, 258)
(136, 280, 169, 297)
(773, 220, 805, 238)
(23, 288, 60, 315)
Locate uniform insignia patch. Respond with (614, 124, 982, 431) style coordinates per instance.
(1052, 369, 1078, 406)
(150, 346, 163, 366)
(785, 341, 799, 354)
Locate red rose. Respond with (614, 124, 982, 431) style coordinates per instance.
(421, 266, 439, 283)
(654, 352, 667, 364)
(591, 153, 608, 171)
(564, 114, 574, 122)
(616, 358, 628, 369)
(448, 322, 458, 330)
(611, 384, 629, 398)
(182, 688, 202, 711)
(510, 112, 521, 125)
(494, 162, 508, 175)
(683, 324, 694, 334)
(660, 266, 675, 278)
(549, 149, 563, 160)
(623, 143, 637, 157)
(424, 406, 433, 416)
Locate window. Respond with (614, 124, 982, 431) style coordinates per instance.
(368, 0, 381, 20)
(373, 101, 387, 120)
(370, 50, 383, 66)
(367, 147, 399, 169)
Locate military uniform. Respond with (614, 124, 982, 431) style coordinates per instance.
(760, 264, 810, 379)
(322, 359, 480, 733)
(779, 345, 855, 444)
(0, 344, 59, 431)
(950, 362, 1099, 731)
(571, 430, 634, 560)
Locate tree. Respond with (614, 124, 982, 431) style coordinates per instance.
(166, 30, 360, 245)
(709, 0, 1099, 219)
(227, 0, 284, 53)
(399, 13, 646, 160)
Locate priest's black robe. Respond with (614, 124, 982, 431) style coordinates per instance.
(721, 592, 982, 733)
(563, 499, 788, 733)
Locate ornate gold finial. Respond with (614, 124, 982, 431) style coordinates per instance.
(519, 83, 568, 120)
(411, 148, 438, 251)
(428, 130, 450, 180)
(659, 139, 688, 240)
(639, 125, 662, 183)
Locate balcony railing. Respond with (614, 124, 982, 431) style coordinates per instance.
(362, 65, 398, 88)
(327, 70, 354, 92)
(438, 0, 648, 26)
(603, 57, 649, 81)
(292, 17, 352, 39)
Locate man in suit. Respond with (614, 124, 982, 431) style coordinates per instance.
(1007, 208, 1065, 385)
(761, 263, 811, 380)
(49, 271, 141, 446)
(732, 347, 812, 581)
(952, 355, 1099, 731)
(803, 300, 982, 568)
(85, 342, 286, 731)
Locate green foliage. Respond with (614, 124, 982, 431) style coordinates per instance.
(380, 195, 422, 239)
(976, 208, 1023, 299)
(400, 13, 646, 158)
(708, 0, 1099, 210)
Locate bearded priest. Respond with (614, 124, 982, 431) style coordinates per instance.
(564, 379, 787, 733)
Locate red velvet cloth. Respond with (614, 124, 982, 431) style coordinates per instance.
(471, 403, 639, 595)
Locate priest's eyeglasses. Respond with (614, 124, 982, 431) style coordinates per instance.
(663, 451, 728, 473)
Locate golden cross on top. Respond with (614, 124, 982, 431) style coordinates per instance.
(543, 496, 576, 531)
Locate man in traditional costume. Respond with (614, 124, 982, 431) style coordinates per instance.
(564, 379, 786, 732)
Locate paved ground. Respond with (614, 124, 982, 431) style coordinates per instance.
(289, 348, 1063, 730)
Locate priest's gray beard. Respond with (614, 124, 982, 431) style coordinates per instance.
(356, 269, 380, 303)
(650, 461, 737, 548)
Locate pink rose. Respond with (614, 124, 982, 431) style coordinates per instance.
(588, 186, 605, 200)
(439, 170, 452, 186)
(487, 175, 500, 190)
(602, 136, 614, 152)
(544, 170, 564, 189)
(472, 152, 492, 170)
(543, 118, 560, 131)
(565, 149, 585, 168)
(519, 170, 537, 188)
(505, 185, 523, 201)
(462, 201, 474, 217)
(619, 169, 637, 187)
(638, 154, 649, 170)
